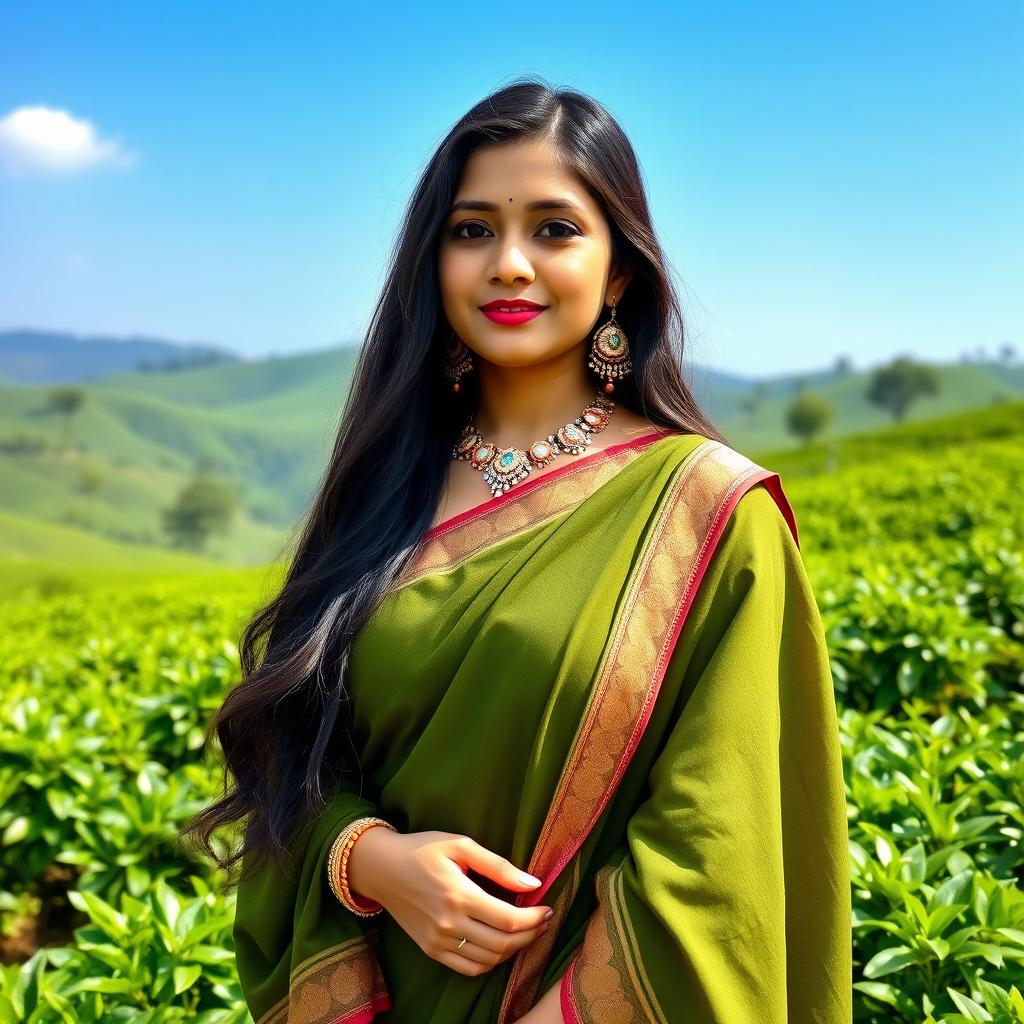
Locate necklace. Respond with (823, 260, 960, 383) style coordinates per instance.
(451, 391, 617, 497)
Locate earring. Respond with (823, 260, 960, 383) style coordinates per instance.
(443, 331, 475, 393)
(588, 296, 632, 394)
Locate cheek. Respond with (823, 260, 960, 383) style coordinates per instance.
(438, 246, 475, 296)
(546, 249, 606, 306)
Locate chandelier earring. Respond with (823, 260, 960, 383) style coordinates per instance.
(587, 295, 633, 394)
(443, 331, 475, 394)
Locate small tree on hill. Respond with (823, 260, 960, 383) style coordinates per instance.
(46, 387, 86, 449)
(785, 393, 833, 446)
(163, 472, 237, 551)
(833, 354, 853, 378)
(865, 356, 940, 423)
(737, 380, 764, 427)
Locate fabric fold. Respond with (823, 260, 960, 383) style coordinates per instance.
(233, 787, 394, 1024)
(557, 485, 851, 1023)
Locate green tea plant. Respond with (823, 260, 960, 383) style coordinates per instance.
(1, 406, 1022, 1021)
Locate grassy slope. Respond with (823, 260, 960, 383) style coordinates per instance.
(723, 363, 1020, 452)
(1, 345, 1019, 568)
(749, 397, 1024, 478)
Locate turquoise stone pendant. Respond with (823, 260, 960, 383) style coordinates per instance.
(482, 446, 532, 495)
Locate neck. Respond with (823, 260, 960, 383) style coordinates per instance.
(471, 346, 606, 448)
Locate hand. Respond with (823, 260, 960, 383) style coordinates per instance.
(346, 828, 553, 977)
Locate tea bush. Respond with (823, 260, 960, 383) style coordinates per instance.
(1, 408, 1022, 1022)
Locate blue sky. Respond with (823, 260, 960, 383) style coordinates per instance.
(1, 1, 1020, 377)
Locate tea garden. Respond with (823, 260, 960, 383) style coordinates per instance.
(2, 404, 1022, 1022)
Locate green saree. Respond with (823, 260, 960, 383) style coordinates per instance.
(233, 430, 852, 1024)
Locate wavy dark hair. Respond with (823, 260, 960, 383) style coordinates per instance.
(180, 75, 727, 882)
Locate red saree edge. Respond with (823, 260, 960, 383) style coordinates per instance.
(559, 952, 582, 1024)
(329, 993, 392, 1024)
(526, 468, 799, 905)
(422, 429, 677, 544)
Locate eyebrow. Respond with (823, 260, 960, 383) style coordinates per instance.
(448, 198, 586, 215)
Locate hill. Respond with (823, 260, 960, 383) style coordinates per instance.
(0, 329, 239, 384)
(0, 337, 1020, 567)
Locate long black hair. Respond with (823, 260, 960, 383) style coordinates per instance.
(181, 75, 727, 881)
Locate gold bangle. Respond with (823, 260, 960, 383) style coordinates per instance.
(328, 819, 377, 912)
(327, 816, 397, 917)
(341, 818, 396, 915)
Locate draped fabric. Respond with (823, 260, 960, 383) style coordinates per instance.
(233, 430, 852, 1024)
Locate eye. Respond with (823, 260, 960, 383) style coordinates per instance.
(451, 221, 490, 240)
(449, 220, 582, 241)
(537, 220, 581, 239)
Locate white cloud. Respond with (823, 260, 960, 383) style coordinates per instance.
(0, 105, 137, 177)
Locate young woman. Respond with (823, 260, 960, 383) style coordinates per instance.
(184, 78, 852, 1023)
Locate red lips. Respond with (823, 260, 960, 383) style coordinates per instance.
(479, 299, 547, 311)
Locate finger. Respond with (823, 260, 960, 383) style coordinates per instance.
(458, 883, 553, 933)
(455, 915, 548, 960)
(452, 837, 543, 894)
(437, 948, 492, 977)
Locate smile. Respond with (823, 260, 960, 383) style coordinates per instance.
(479, 306, 547, 325)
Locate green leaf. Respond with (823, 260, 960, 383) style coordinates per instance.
(997, 928, 1024, 949)
(863, 945, 920, 978)
(852, 981, 899, 1006)
(66, 890, 128, 939)
(947, 987, 994, 1021)
(173, 964, 202, 995)
(933, 870, 974, 908)
(928, 903, 968, 937)
(1, 817, 29, 845)
(66, 978, 138, 995)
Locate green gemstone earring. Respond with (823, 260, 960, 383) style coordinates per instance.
(587, 296, 633, 394)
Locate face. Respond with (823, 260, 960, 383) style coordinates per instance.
(438, 136, 631, 369)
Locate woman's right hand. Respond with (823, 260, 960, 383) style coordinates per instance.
(345, 827, 554, 977)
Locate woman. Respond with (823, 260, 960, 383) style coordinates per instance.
(183, 78, 851, 1023)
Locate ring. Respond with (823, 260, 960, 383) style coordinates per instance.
(456, 936, 467, 950)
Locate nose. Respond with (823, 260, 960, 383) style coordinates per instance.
(488, 236, 535, 286)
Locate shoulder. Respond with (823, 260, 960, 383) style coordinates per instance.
(654, 434, 799, 544)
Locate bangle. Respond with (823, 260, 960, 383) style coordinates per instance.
(327, 816, 397, 917)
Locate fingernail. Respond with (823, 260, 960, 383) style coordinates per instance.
(543, 909, 553, 921)
(520, 872, 542, 886)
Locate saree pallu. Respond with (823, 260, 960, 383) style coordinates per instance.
(233, 430, 852, 1024)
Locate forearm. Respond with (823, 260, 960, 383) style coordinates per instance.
(345, 822, 397, 903)
(512, 967, 565, 1024)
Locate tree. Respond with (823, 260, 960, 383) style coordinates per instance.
(737, 379, 769, 426)
(998, 342, 1017, 364)
(833, 354, 853, 377)
(785, 393, 833, 446)
(865, 356, 940, 423)
(162, 472, 237, 551)
(46, 387, 86, 449)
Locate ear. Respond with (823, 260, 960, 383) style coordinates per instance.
(606, 262, 634, 306)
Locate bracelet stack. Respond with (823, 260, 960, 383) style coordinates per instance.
(326, 816, 397, 917)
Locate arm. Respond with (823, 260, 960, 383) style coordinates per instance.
(559, 485, 852, 1023)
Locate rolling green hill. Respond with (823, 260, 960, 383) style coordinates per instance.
(0, 342, 1019, 567)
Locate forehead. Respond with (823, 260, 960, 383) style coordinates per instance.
(453, 137, 595, 213)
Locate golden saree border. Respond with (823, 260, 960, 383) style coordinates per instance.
(561, 861, 669, 1024)
(255, 930, 390, 1024)
(495, 440, 799, 1022)
(393, 430, 676, 590)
